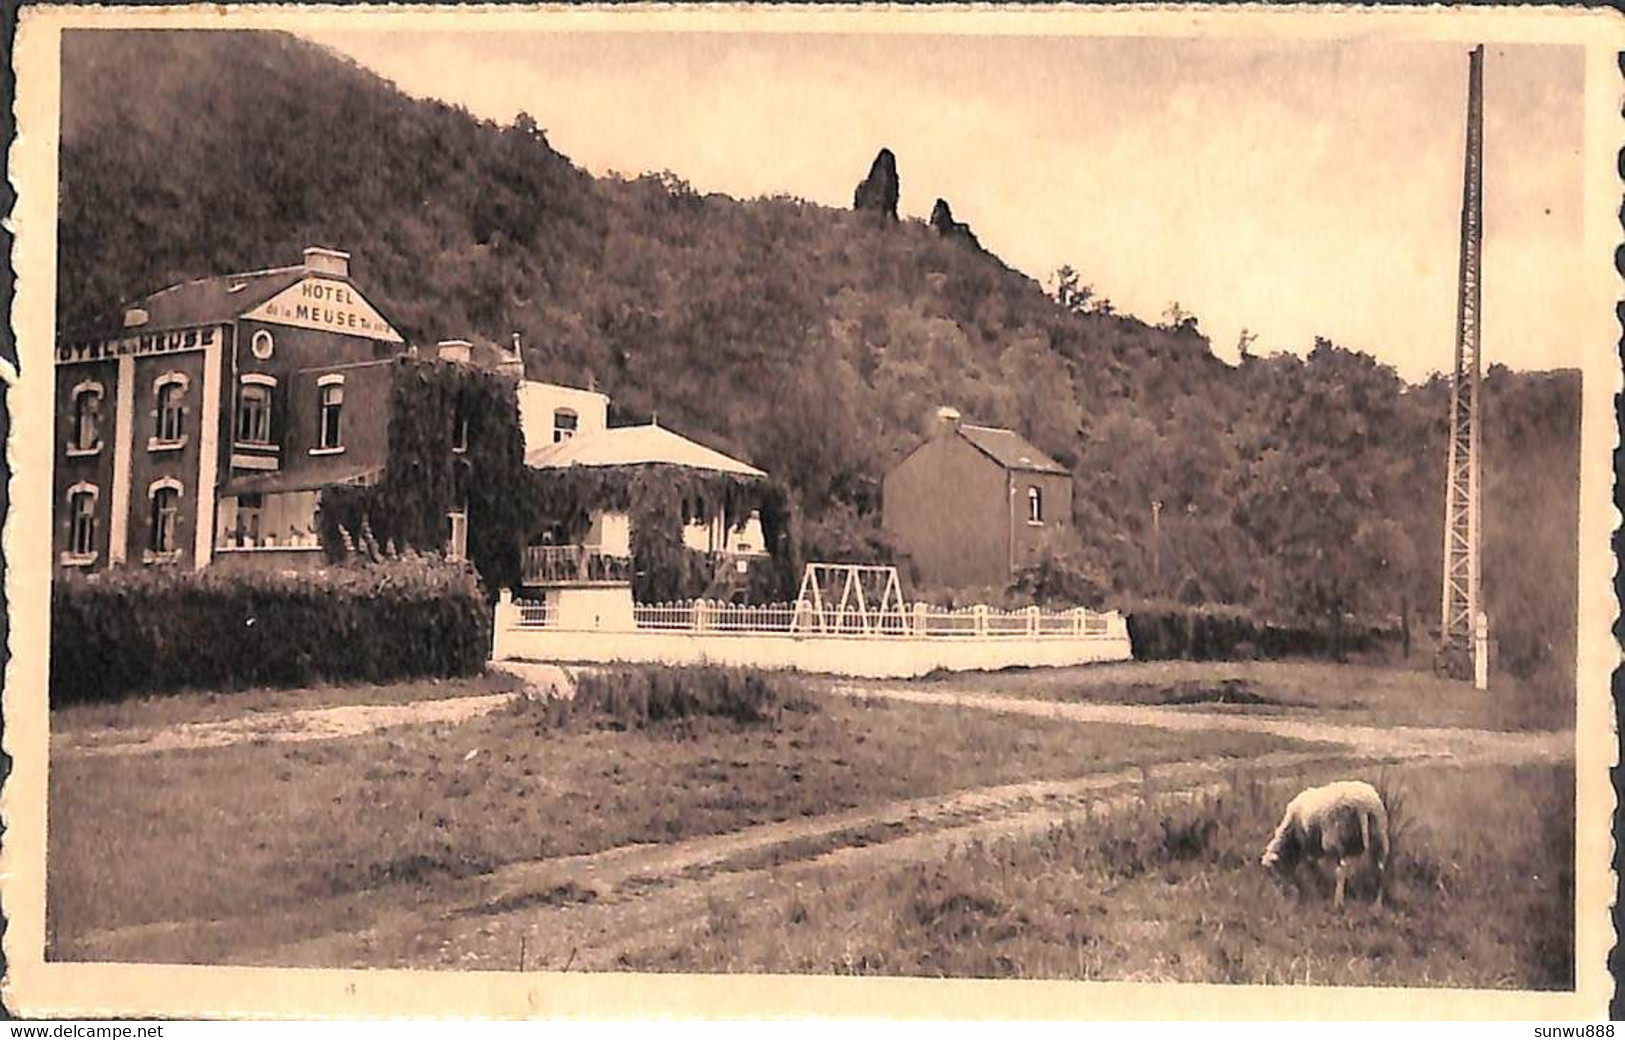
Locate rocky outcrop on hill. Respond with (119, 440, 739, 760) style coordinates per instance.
(853, 148, 900, 219)
(929, 198, 982, 249)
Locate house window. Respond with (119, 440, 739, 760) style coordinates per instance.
(152, 374, 188, 446)
(67, 484, 97, 558)
(317, 376, 344, 451)
(1027, 485, 1043, 524)
(237, 381, 273, 445)
(70, 381, 103, 453)
(234, 493, 264, 548)
(250, 329, 275, 360)
(447, 509, 468, 561)
(553, 407, 578, 443)
(453, 409, 470, 454)
(148, 481, 182, 557)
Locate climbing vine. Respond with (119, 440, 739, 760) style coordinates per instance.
(317, 357, 801, 601)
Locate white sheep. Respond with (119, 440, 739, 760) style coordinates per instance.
(1260, 780, 1389, 908)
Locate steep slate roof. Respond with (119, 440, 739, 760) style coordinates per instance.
(956, 424, 1070, 475)
(112, 265, 308, 335)
(526, 422, 765, 478)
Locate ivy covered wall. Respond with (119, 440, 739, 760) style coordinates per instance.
(317, 358, 802, 601)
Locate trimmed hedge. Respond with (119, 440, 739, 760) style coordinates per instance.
(50, 558, 490, 705)
(1125, 603, 1397, 661)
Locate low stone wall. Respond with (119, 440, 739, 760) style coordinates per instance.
(492, 593, 1133, 679)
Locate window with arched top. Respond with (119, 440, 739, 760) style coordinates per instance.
(237, 377, 274, 445)
(317, 376, 345, 451)
(148, 480, 182, 556)
(152, 373, 188, 445)
(66, 483, 98, 558)
(553, 408, 579, 443)
(70, 381, 103, 453)
(1027, 485, 1043, 524)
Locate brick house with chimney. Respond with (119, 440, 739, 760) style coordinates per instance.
(52, 246, 412, 575)
(882, 407, 1073, 589)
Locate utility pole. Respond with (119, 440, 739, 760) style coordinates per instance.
(1439, 44, 1486, 687)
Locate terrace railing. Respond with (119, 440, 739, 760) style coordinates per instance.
(522, 544, 633, 586)
(603, 600, 1116, 638)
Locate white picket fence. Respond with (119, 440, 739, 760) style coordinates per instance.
(514, 597, 1113, 639)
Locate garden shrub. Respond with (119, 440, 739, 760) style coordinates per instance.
(317, 356, 804, 604)
(1124, 601, 1398, 662)
(50, 557, 490, 705)
(569, 665, 795, 728)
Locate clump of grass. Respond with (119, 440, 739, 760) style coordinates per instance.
(1080, 771, 1280, 881)
(517, 665, 806, 732)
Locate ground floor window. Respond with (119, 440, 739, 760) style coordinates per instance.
(67, 484, 98, 558)
(149, 482, 182, 556)
(217, 490, 320, 549)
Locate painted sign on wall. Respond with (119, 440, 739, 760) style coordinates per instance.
(56, 325, 218, 365)
(242, 278, 404, 343)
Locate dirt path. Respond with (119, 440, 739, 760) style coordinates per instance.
(52, 692, 516, 759)
(828, 683, 1574, 765)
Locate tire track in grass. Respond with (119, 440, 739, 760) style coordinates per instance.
(52, 692, 518, 758)
(249, 748, 1373, 969)
(253, 686, 1570, 971)
(826, 683, 1574, 765)
(58, 678, 1570, 968)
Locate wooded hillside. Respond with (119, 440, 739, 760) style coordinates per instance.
(56, 30, 1581, 692)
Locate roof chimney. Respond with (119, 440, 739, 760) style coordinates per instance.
(303, 246, 350, 278)
(437, 339, 473, 364)
(496, 333, 525, 381)
(933, 405, 962, 437)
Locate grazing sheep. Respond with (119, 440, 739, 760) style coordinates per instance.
(1260, 780, 1389, 908)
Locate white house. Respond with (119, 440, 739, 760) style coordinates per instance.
(521, 390, 768, 560)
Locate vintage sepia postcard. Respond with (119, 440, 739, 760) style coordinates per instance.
(3, 2, 1620, 1021)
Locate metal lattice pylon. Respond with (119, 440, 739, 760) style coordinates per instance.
(791, 563, 909, 635)
(1439, 44, 1485, 682)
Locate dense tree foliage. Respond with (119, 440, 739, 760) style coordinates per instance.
(56, 31, 1581, 690)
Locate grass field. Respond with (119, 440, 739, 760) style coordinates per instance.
(912, 659, 1573, 732)
(48, 688, 1299, 956)
(622, 761, 1575, 989)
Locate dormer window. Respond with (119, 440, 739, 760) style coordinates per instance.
(69, 380, 104, 454)
(553, 407, 578, 443)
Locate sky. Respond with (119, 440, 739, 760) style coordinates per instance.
(304, 28, 1586, 381)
